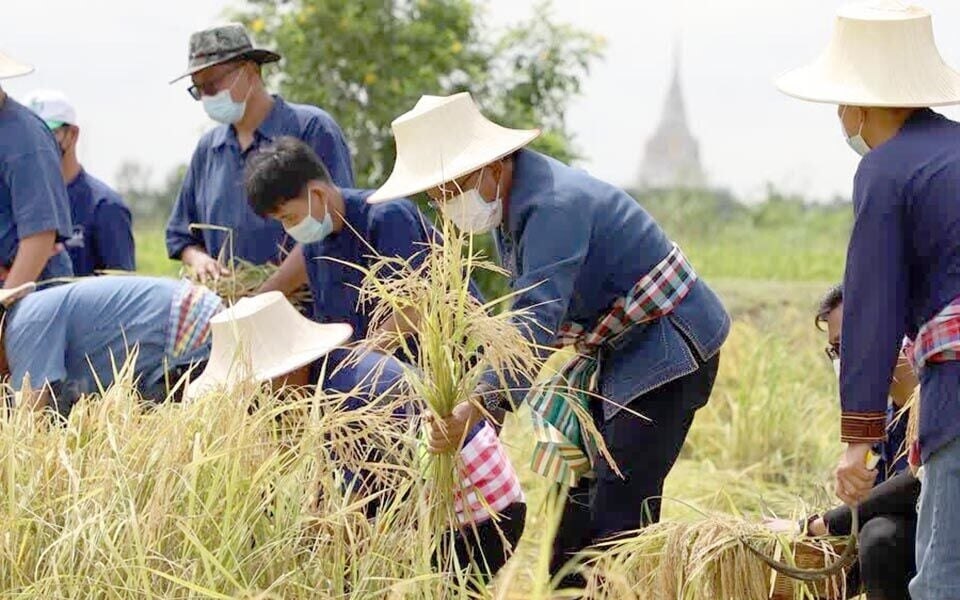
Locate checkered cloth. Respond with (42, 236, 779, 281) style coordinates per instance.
(454, 421, 524, 525)
(902, 296, 960, 467)
(909, 296, 960, 370)
(166, 280, 223, 360)
(528, 244, 697, 486)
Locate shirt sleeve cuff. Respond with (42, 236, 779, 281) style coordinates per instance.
(840, 411, 887, 444)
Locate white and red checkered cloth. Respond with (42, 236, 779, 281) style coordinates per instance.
(453, 421, 524, 525)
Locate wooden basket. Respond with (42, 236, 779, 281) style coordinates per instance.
(769, 539, 850, 600)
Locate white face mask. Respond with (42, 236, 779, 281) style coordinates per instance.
(202, 69, 249, 125)
(285, 190, 333, 244)
(833, 358, 841, 379)
(840, 106, 871, 157)
(439, 170, 503, 234)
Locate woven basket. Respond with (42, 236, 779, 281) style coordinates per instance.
(768, 539, 850, 600)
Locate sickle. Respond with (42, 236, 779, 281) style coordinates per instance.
(739, 505, 859, 582)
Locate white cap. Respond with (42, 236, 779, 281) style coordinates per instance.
(22, 89, 77, 129)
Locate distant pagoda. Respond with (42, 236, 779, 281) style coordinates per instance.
(637, 47, 707, 190)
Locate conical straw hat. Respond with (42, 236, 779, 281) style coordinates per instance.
(368, 92, 540, 204)
(186, 291, 352, 399)
(0, 51, 33, 80)
(776, 1, 960, 107)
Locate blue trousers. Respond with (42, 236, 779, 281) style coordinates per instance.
(910, 435, 960, 600)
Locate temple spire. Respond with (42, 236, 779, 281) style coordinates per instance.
(636, 39, 707, 190)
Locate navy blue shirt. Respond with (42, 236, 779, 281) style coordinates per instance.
(303, 189, 431, 339)
(841, 109, 960, 460)
(64, 169, 135, 276)
(165, 96, 354, 265)
(481, 150, 729, 416)
(0, 97, 73, 279)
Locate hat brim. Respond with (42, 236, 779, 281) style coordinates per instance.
(0, 52, 33, 80)
(776, 63, 960, 108)
(184, 321, 352, 400)
(367, 127, 540, 204)
(169, 48, 281, 84)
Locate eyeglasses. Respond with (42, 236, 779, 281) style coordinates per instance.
(824, 342, 840, 361)
(186, 64, 244, 101)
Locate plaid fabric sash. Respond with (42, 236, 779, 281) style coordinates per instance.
(528, 244, 697, 486)
(910, 295, 960, 370)
(165, 281, 223, 361)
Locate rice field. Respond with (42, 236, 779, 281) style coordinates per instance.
(0, 226, 848, 598)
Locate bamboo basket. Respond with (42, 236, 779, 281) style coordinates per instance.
(769, 539, 850, 600)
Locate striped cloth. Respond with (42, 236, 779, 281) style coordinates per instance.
(454, 421, 524, 525)
(165, 280, 223, 361)
(528, 244, 697, 486)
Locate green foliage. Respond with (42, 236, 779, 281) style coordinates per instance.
(236, 0, 604, 186)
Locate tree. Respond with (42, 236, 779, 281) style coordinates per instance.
(238, 0, 604, 187)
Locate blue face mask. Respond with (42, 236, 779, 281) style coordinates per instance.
(285, 190, 333, 244)
(201, 70, 248, 124)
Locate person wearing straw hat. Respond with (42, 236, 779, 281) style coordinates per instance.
(166, 23, 354, 283)
(777, 2, 960, 597)
(186, 291, 525, 587)
(23, 89, 135, 276)
(0, 50, 74, 287)
(369, 92, 730, 586)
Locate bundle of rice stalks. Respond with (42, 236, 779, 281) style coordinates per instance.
(583, 513, 849, 600)
(347, 219, 545, 580)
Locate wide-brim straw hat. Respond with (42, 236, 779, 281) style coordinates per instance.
(169, 23, 281, 84)
(776, 1, 960, 107)
(368, 92, 541, 204)
(0, 51, 33, 80)
(186, 291, 352, 399)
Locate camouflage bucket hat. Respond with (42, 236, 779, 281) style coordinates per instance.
(169, 23, 280, 84)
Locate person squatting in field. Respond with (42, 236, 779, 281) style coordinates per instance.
(778, 3, 960, 598)
(0, 49, 74, 287)
(769, 283, 920, 600)
(370, 92, 730, 588)
(242, 135, 526, 586)
(165, 23, 354, 283)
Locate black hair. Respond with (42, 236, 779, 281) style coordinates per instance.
(815, 283, 843, 331)
(245, 136, 332, 217)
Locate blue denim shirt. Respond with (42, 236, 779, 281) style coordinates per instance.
(165, 96, 354, 265)
(481, 150, 730, 419)
(64, 169, 135, 275)
(840, 109, 960, 460)
(0, 97, 73, 279)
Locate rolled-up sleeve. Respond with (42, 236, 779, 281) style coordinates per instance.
(479, 199, 590, 410)
(305, 116, 354, 188)
(165, 149, 204, 260)
(840, 164, 909, 443)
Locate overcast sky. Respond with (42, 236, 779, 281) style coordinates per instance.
(5, 0, 960, 201)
